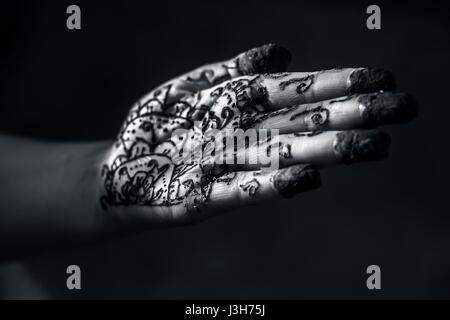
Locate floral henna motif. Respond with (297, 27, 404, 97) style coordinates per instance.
(239, 178, 260, 196)
(100, 73, 269, 211)
(100, 47, 299, 213)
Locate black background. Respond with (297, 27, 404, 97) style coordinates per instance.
(0, 0, 449, 299)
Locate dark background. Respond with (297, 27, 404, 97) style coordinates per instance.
(0, 0, 449, 299)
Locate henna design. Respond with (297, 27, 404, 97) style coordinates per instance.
(101, 71, 271, 214)
(279, 74, 314, 94)
(265, 142, 292, 159)
(290, 105, 330, 127)
(128, 84, 172, 121)
(215, 172, 237, 185)
(239, 112, 269, 130)
(101, 155, 172, 207)
(240, 105, 297, 130)
(239, 179, 260, 196)
(263, 72, 290, 79)
(201, 76, 266, 134)
(185, 68, 229, 87)
(328, 95, 353, 105)
(280, 143, 292, 159)
(293, 130, 323, 137)
(120, 114, 192, 156)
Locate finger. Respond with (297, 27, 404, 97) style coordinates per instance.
(259, 68, 396, 111)
(195, 67, 396, 115)
(243, 92, 418, 133)
(227, 130, 390, 171)
(159, 43, 292, 102)
(189, 164, 321, 216)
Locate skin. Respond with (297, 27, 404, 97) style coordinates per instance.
(0, 44, 418, 260)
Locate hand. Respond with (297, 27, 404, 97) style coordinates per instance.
(99, 44, 417, 227)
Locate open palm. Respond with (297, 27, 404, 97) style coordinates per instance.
(100, 44, 417, 226)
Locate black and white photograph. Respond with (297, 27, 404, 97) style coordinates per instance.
(0, 0, 449, 305)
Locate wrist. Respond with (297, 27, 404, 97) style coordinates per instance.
(90, 141, 148, 237)
(79, 141, 122, 237)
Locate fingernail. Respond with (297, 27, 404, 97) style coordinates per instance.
(239, 43, 292, 74)
(347, 68, 396, 94)
(274, 164, 321, 197)
(334, 130, 390, 164)
(359, 92, 419, 128)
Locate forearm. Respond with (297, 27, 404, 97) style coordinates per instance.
(0, 135, 114, 259)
